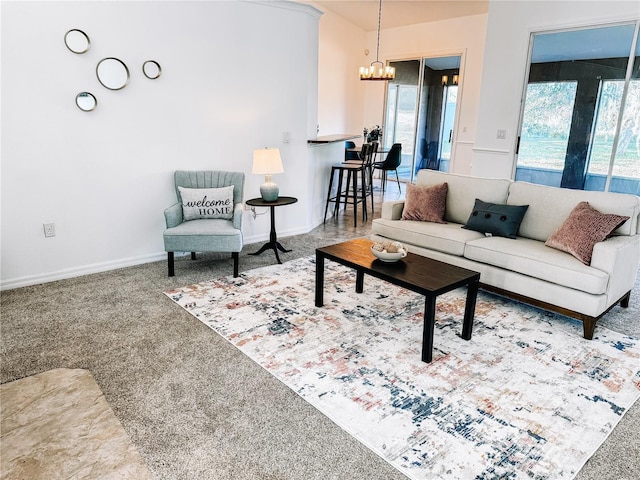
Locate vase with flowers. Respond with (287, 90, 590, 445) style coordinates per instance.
(364, 125, 382, 143)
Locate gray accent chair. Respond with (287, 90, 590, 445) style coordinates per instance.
(163, 171, 245, 277)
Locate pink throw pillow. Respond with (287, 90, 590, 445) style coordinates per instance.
(401, 182, 448, 223)
(545, 201, 629, 265)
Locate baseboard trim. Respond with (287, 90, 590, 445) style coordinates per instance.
(1, 253, 167, 291)
(2, 225, 318, 291)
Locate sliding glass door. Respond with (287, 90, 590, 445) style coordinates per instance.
(385, 83, 418, 177)
(516, 22, 640, 194)
(439, 84, 458, 171)
(384, 56, 461, 183)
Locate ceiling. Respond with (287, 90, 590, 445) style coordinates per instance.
(313, 0, 489, 31)
(312, 2, 637, 63)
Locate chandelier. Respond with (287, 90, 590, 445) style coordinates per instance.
(359, 0, 395, 81)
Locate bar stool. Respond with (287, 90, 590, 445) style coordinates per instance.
(345, 141, 377, 217)
(344, 141, 359, 161)
(373, 143, 402, 193)
(365, 141, 377, 214)
(324, 144, 371, 227)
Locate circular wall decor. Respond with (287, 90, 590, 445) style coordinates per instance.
(142, 60, 162, 79)
(64, 29, 90, 54)
(96, 57, 130, 90)
(76, 92, 97, 111)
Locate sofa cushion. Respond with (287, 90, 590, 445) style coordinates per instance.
(545, 201, 630, 265)
(401, 182, 448, 223)
(507, 181, 640, 241)
(372, 219, 484, 256)
(415, 170, 511, 225)
(462, 199, 529, 239)
(464, 236, 609, 295)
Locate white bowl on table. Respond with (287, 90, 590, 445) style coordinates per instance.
(370, 244, 408, 263)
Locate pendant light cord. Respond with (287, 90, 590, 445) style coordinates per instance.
(375, 0, 382, 62)
(359, 0, 394, 79)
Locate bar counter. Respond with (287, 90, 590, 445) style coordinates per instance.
(307, 134, 360, 144)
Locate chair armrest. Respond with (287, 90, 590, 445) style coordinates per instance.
(233, 202, 244, 230)
(164, 203, 183, 228)
(591, 234, 640, 301)
(381, 200, 405, 220)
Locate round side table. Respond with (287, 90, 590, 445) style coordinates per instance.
(245, 196, 298, 264)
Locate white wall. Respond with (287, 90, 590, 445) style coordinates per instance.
(0, 0, 321, 289)
(360, 13, 489, 174)
(473, 0, 640, 178)
(315, 3, 366, 136)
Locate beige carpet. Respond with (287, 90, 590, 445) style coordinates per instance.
(1, 368, 153, 480)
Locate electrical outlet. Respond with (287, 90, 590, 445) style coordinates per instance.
(43, 223, 55, 237)
(496, 129, 507, 139)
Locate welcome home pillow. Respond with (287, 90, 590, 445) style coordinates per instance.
(178, 185, 234, 221)
(545, 201, 629, 265)
(401, 182, 448, 223)
(463, 199, 529, 239)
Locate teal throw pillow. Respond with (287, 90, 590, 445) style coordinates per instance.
(462, 199, 529, 239)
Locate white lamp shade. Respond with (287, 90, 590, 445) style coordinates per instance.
(252, 148, 284, 175)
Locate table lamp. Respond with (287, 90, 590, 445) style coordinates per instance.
(252, 147, 284, 202)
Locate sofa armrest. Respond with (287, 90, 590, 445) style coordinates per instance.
(164, 203, 183, 228)
(381, 200, 405, 220)
(591, 234, 640, 301)
(233, 202, 244, 230)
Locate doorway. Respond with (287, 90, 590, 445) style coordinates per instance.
(384, 55, 461, 183)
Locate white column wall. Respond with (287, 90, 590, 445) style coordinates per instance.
(0, 0, 320, 289)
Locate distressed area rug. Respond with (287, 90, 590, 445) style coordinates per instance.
(164, 256, 640, 480)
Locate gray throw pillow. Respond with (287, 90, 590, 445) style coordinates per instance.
(462, 199, 529, 239)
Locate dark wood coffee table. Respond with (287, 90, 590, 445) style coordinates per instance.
(315, 238, 480, 363)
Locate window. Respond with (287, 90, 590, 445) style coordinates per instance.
(516, 22, 640, 194)
(518, 82, 577, 180)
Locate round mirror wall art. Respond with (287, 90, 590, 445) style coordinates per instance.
(64, 29, 90, 54)
(76, 92, 97, 112)
(142, 60, 162, 80)
(96, 57, 130, 90)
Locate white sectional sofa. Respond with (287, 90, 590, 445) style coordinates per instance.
(372, 170, 640, 339)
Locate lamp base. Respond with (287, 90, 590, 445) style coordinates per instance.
(260, 180, 279, 202)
